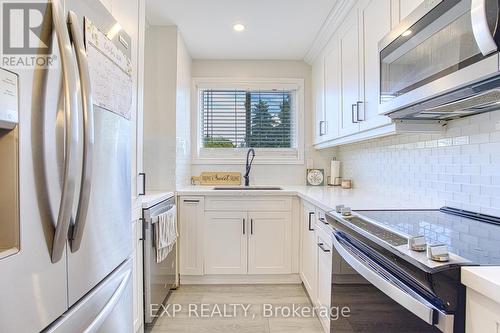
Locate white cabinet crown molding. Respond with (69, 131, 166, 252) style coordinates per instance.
(304, 0, 357, 65)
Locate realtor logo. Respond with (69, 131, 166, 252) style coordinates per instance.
(1, 1, 56, 68)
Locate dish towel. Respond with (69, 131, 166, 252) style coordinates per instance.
(154, 205, 177, 263)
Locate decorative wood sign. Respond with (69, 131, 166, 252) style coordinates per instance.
(191, 172, 242, 185)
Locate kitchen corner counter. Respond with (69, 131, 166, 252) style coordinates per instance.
(176, 186, 438, 212)
(462, 267, 500, 304)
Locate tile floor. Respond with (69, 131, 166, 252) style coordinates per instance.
(145, 284, 324, 333)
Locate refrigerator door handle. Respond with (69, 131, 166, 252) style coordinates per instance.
(67, 10, 94, 253)
(82, 269, 132, 333)
(50, 0, 80, 263)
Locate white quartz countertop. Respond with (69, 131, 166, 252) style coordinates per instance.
(140, 191, 175, 209)
(462, 267, 500, 304)
(177, 185, 500, 294)
(176, 185, 438, 212)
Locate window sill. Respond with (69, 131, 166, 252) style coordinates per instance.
(192, 148, 304, 165)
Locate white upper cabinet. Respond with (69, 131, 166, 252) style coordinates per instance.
(338, 11, 361, 137)
(398, 0, 424, 22)
(312, 0, 423, 148)
(359, 0, 392, 131)
(312, 56, 326, 144)
(323, 37, 341, 141)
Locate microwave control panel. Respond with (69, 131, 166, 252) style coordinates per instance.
(0, 68, 18, 129)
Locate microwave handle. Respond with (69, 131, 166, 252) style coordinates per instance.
(331, 232, 454, 333)
(471, 0, 499, 55)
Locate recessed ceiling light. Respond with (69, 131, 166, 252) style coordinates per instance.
(401, 30, 412, 37)
(233, 24, 245, 32)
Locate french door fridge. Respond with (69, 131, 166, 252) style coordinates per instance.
(0, 0, 134, 332)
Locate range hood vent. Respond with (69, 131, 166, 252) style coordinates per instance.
(387, 76, 500, 120)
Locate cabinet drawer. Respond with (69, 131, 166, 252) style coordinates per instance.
(205, 196, 292, 212)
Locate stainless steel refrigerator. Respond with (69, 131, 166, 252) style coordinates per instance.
(0, 0, 134, 332)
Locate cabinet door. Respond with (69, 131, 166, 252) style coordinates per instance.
(316, 230, 333, 332)
(179, 197, 205, 276)
(204, 211, 248, 275)
(324, 37, 341, 140)
(312, 56, 326, 144)
(359, 0, 392, 131)
(300, 202, 317, 301)
(398, 0, 423, 22)
(339, 11, 361, 137)
(132, 219, 144, 333)
(466, 289, 500, 333)
(248, 212, 292, 274)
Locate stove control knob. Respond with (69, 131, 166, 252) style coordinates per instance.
(340, 207, 352, 217)
(408, 236, 427, 252)
(427, 244, 450, 262)
(335, 205, 344, 213)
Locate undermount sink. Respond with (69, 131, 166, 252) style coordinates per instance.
(213, 186, 283, 191)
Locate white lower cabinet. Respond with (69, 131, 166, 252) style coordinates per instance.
(204, 211, 292, 275)
(300, 201, 317, 302)
(204, 211, 248, 275)
(179, 196, 294, 278)
(179, 197, 205, 275)
(132, 219, 144, 333)
(466, 288, 500, 333)
(315, 225, 333, 333)
(248, 212, 292, 274)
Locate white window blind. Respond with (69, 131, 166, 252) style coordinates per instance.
(201, 89, 295, 149)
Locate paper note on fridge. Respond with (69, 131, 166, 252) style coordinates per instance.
(84, 18, 133, 120)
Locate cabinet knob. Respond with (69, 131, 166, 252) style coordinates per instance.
(427, 244, 449, 262)
(408, 235, 427, 252)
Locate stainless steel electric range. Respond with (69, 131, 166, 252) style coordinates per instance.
(325, 206, 500, 333)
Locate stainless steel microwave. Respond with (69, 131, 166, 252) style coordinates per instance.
(378, 0, 500, 120)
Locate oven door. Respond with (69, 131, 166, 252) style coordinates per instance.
(330, 231, 455, 333)
(379, 0, 500, 114)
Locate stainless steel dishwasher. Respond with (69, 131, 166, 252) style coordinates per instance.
(142, 195, 177, 325)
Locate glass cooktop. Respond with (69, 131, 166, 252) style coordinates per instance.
(357, 208, 500, 265)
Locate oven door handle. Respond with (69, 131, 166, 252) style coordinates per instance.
(331, 232, 454, 333)
(471, 0, 499, 56)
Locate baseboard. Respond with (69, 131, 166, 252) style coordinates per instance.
(180, 274, 302, 285)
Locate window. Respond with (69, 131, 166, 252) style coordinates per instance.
(193, 78, 304, 164)
(202, 90, 295, 149)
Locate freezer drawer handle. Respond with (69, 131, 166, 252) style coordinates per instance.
(50, 0, 80, 263)
(67, 10, 95, 253)
(83, 268, 132, 333)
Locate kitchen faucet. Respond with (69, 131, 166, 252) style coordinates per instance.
(244, 148, 255, 187)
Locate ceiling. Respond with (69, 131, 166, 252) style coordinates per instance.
(146, 0, 338, 60)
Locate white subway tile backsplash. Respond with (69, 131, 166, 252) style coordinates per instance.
(337, 111, 500, 215)
(490, 131, 500, 142)
(470, 133, 490, 144)
(481, 186, 500, 197)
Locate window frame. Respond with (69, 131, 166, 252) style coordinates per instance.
(191, 77, 305, 165)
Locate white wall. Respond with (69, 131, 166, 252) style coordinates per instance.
(144, 26, 192, 191)
(144, 26, 178, 191)
(191, 60, 333, 185)
(335, 111, 500, 216)
(176, 35, 192, 188)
